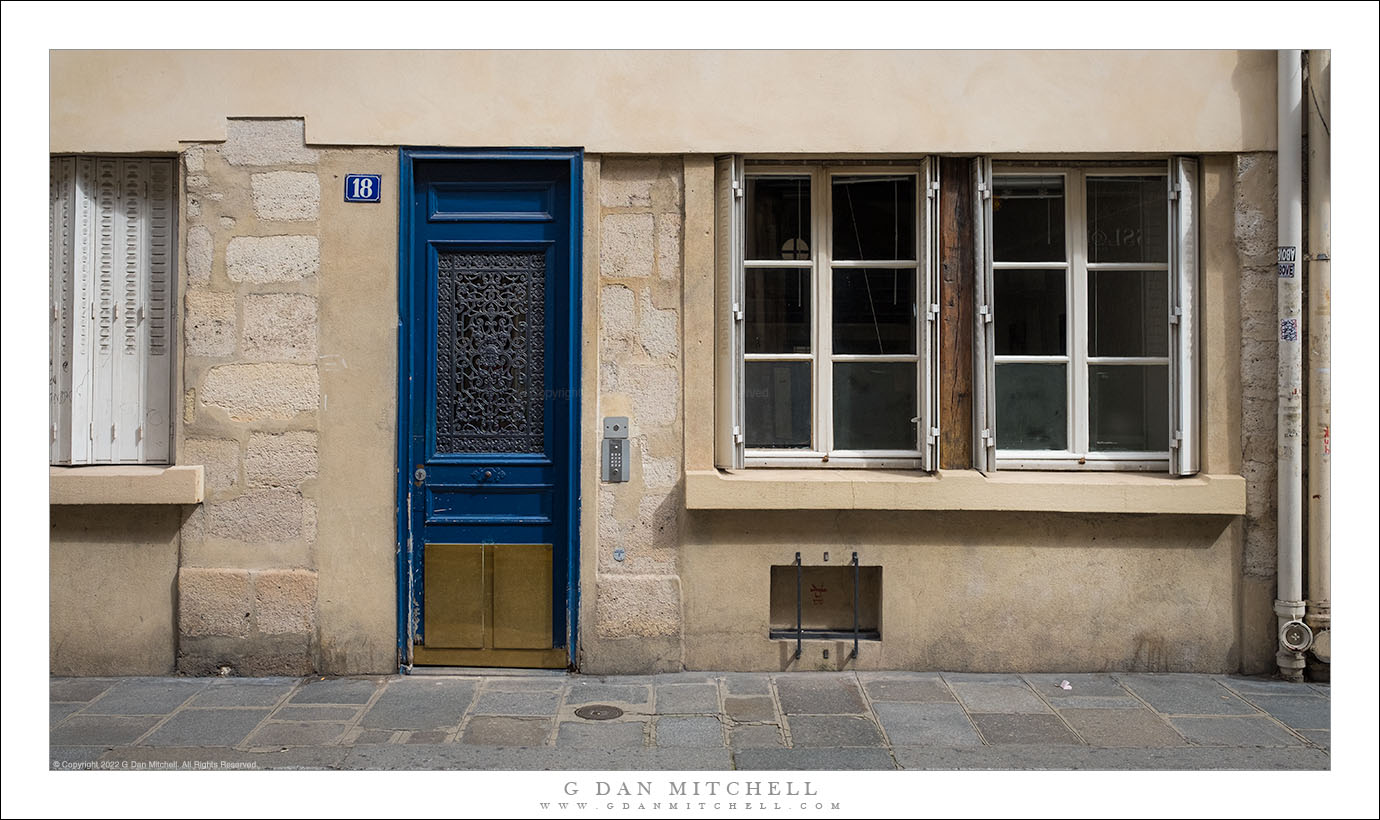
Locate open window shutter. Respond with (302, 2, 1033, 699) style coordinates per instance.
(1169, 157, 1200, 476)
(972, 157, 997, 472)
(714, 155, 745, 469)
(920, 157, 940, 470)
(50, 157, 173, 465)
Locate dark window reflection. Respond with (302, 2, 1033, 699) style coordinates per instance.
(993, 175, 1065, 262)
(994, 269, 1066, 356)
(1087, 176, 1167, 264)
(832, 268, 915, 355)
(831, 175, 916, 261)
(746, 176, 811, 261)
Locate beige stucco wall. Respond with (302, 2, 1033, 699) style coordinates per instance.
(50, 50, 1277, 155)
(50, 506, 182, 675)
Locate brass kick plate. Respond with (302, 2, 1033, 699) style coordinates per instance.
(419, 542, 561, 668)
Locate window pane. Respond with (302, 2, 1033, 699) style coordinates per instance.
(1087, 176, 1168, 263)
(746, 267, 811, 354)
(832, 362, 916, 451)
(831, 175, 916, 260)
(995, 363, 1067, 451)
(746, 176, 811, 261)
(1089, 364, 1169, 452)
(993, 175, 1065, 262)
(994, 269, 1066, 356)
(745, 361, 812, 448)
(832, 268, 916, 355)
(1088, 270, 1168, 357)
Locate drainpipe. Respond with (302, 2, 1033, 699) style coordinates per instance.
(1305, 50, 1331, 680)
(1275, 49, 1309, 680)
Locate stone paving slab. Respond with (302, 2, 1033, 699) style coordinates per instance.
(724, 695, 776, 723)
(729, 724, 785, 749)
(96, 745, 351, 770)
(555, 720, 646, 748)
(893, 745, 1330, 770)
(1045, 695, 1143, 709)
(787, 715, 885, 747)
(775, 675, 866, 714)
(461, 716, 553, 746)
(339, 744, 732, 770)
(1115, 674, 1256, 715)
(948, 681, 1050, 714)
(51, 703, 84, 727)
(50, 678, 119, 702)
(565, 683, 650, 705)
(1022, 673, 1128, 698)
(358, 679, 476, 730)
(721, 673, 773, 695)
(81, 679, 208, 715)
(1214, 676, 1309, 695)
(1059, 708, 1186, 747)
(654, 716, 723, 747)
(860, 676, 954, 703)
(140, 708, 269, 747)
(246, 720, 348, 747)
(289, 678, 380, 705)
(971, 713, 1082, 745)
(872, 702, 982, 746)
(1168, 716, 1304, 747)
(1236, 693, 1330, 730)
(273, 705, 361, 722)
(470, 690, 560, 716)
(732, 747, 897, 770)
(46, 672, 1330, 772)
(655, 683, 719, 714)
(51, 715, 162, 746)
(187, 681, 297, 708)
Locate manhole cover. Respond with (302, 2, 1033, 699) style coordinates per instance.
(575, 704, 624, 721)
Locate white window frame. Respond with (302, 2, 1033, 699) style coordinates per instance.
(723, 158, 939, 470)
(50, 155, 176, 465)
(980, 160, 1198, 473)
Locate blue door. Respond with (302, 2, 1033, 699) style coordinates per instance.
(398, 150, 581, 668)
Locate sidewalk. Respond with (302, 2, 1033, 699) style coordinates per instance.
(49, 671, 1330, 771)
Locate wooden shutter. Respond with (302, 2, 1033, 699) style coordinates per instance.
(972, 157, 996, 473)
(50, 157, 174, 464)
(714, 155, 745, 469)
(1169, 157, 1200, 476)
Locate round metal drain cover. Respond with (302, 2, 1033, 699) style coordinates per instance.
(575, 704, 624, 721)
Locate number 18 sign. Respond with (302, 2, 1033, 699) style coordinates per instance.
(344, 174, 382, 202)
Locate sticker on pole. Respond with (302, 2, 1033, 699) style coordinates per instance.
(344, 174, 382, 202)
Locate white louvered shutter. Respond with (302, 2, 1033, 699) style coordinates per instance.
(714, 155, 745, 470)
(1168, 157, 1200, 476)
(50, 157, 174, 464)
(972, 157, 997, 473)
(920, 156, 940, 471)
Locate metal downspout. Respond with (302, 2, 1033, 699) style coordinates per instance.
(1275, 49, 1309, 680)
(1305, 50, 1331, 680)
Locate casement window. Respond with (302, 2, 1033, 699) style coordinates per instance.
(50, 156, 175, 465)
(715, 157, 939, 469)
(973, 159, 1199, 474)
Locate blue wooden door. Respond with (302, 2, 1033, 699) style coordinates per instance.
(399, 151, 581, 668)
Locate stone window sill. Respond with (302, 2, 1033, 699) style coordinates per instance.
(50, 465, 205, 505)
(683, 468, 1245, 514)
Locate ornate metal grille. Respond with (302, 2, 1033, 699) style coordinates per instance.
(436, 251, 546, 453)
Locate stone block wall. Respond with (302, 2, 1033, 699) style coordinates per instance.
(586, 158, 686, 672)
(1235, 152, 1281, 673)
(176, 119, 323, 675)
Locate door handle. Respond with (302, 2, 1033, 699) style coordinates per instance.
(413, 466, 427, 485)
